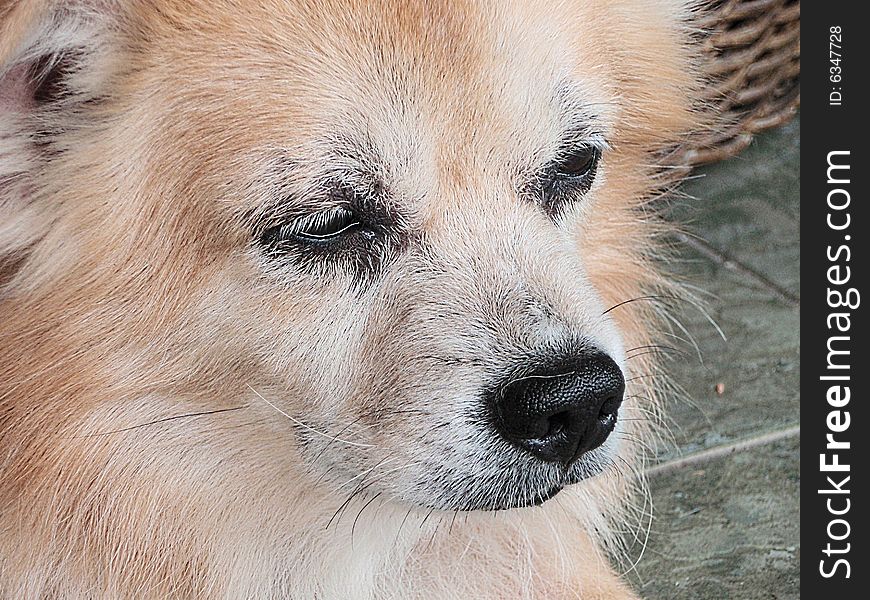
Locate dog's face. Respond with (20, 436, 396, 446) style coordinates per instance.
(176, 0, 629, 512)
(2, 0, 694, 515)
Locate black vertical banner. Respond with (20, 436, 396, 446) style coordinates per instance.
(803, 2, 867, 596)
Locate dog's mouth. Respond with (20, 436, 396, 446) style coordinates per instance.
(431, 486, 563, 512)
(443, 459, 610, 512)
(529, 482, 565, 507)
(462, 480, 570, 512)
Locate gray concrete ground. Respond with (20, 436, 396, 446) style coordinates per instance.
(630, 116, 800, 598)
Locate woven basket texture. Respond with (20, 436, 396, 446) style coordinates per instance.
(679, 0, 800, 166)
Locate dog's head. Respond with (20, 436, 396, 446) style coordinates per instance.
(1, 0, 696, 514)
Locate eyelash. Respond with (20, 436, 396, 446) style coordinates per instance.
(259, 206, 369, 255)
(280, 206, 359, 239)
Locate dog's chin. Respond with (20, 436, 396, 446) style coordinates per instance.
(425, 455, 612, 513)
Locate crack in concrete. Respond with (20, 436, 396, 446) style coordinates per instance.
(645, 425, 800, 477)
(673, 232, 800, 308)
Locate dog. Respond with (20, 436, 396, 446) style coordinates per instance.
(0, 1, 701, 597)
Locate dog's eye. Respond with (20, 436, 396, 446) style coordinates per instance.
(540, 144, 603, 210)
(261, 206, 362, 249)
(556, 145, 600, 179)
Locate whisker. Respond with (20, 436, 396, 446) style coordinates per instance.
(393, 505, 416, 550)
(619, 461, 654, 578)
(328, 461, 416, 531)
(625, 349, 684, 362)
(74, 405, 249, 438)
(246, 384, 374, 448)
(351, 492, 383, 546)
(624, 344, 684, 356)
(334, 456, 399, 492)
(601, 295, 679, 316)
(327, 479, 375, 531)
(310, 414, 372, 473)
(614, 432, 658, 456)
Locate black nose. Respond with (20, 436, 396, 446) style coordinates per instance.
(493, 352, 625, 465)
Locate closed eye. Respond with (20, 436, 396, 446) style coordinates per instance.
(290, 207, 360, 241)
(260, 206, 362, 250)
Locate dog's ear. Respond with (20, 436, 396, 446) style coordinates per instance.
(0, 0, 120, 110)
(0, 0, 120, 282)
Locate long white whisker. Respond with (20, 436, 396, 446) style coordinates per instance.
(246, 384, 374, 448)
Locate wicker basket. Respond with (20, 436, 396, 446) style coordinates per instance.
(677, 0, 800, 166)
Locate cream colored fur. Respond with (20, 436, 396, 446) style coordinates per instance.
(1, 1, 702, 598)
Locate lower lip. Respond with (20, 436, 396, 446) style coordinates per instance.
(452, 484, 565, 512)
(531, 484, 564, 506)
(447, 460, 609, 511)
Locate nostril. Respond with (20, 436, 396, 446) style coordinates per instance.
(598, 393, 621, 420)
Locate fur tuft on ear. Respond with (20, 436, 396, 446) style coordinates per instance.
(0, 0, 116, 286)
